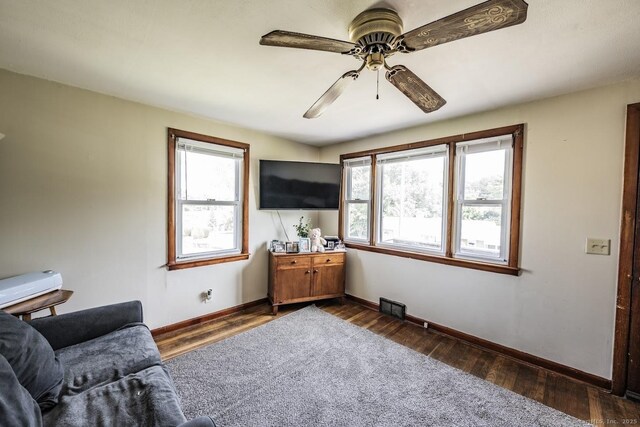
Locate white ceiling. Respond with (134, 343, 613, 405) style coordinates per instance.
(1, 0, 639, 146)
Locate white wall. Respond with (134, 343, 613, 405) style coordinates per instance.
(319, 78, 640, 379)
(0, 69, 319, 329)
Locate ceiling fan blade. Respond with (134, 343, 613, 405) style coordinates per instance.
(260, 30, 359, 55)
(397, 0, 528, 52)
(304, 70, 360, 119)
(385, 65, 446, 113)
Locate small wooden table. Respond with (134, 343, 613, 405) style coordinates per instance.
(3, 289, 74, 321)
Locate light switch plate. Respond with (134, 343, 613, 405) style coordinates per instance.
(586, 238, 610, 255)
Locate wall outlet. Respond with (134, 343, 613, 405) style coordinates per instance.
(203, 289, 213, 303)
(586, 238, 610, 255)
(423, 322, 429, 329)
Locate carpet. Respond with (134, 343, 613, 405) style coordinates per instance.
(167, 306, 588, 426)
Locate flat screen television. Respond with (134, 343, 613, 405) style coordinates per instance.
(260, 160, 341, 210)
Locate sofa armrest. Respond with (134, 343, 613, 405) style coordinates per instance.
(178, 417, 216, 427)
(28, 300, 143, 351)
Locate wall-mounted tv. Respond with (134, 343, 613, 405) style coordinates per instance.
(259, 160, 341, 210)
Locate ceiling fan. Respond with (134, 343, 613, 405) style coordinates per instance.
(260, 0, 528, 119)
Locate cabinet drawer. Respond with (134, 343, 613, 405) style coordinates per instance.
(314, 253, 345, 266)
(276, 256, 311, 269)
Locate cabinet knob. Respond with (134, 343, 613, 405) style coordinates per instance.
(326, 259, 331, 263)
(291, 260, 297, 264)
(313, 269, 318, 274)
(305, 270, 310, 274)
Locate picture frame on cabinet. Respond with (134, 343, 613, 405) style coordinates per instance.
(299, 238, 311, 253)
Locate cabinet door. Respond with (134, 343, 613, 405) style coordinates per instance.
(275, 268, 311, 303)
(312, 264, 345, 297)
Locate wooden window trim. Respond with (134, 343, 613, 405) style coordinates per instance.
(167, 128, 250, 271)
(339, 124, 524, 276)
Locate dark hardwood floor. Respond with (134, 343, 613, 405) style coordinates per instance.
(154, 300, 640, 425)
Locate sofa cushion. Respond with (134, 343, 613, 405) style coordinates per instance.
(0, 310, 63, 410)
(42, 364, 188, 427)
(55, 323, 162, 395)
(0, 354, 42, 427)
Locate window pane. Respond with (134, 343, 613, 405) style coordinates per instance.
(347, 203, 368, 240)
(463, 149, 505, 200)
(459, 205, 502, 257)
(379, 157, 445, 251)
(348, 165, 370, 200)
(181, 205, 236, 256)
(181, 151, 236, 201)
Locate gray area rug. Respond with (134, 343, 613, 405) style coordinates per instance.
(167, 306, 588, 426)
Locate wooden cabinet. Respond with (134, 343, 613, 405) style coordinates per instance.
(268, 251, 345, 314)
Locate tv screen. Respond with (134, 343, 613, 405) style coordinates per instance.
(260, 160, 341, 210)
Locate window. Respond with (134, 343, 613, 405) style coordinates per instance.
(340, 124, 523, 275)
(167, 128, 249, 270)
(455, 136, 512, 263)
(377, 145, 448, 254)
(342, 157, 371, 242)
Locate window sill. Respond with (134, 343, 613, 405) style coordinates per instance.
(345, 243, 519, 276)
(167, 253, 250, 271)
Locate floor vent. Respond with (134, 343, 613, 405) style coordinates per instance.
(379, 297, 406, 320)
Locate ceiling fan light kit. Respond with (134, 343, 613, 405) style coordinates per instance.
(260, 0, 529, 119)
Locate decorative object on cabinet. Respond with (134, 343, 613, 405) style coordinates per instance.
(285, 242, 299, 253)
(309, 228, 326, 253)
(298, 238, 311, 253)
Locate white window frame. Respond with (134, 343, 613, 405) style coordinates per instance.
(175, 137, 244, 261)
(453, 135, 513, 264)
(342, 157, 372, 244)
(375, 145, 449, 255)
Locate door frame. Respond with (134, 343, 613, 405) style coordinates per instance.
(613, 103, 640, 396)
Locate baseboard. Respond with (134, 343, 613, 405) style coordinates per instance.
(345, 294, 612, 390)
(626, 390, 640, 401)
(151, 298, 268, 337)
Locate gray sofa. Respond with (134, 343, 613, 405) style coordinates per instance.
(0, 300, 214, 427)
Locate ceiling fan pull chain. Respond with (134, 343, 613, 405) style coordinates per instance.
(376, 69, 380, 100)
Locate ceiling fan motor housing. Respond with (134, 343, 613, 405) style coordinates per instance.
(348, 8, 403, 54)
